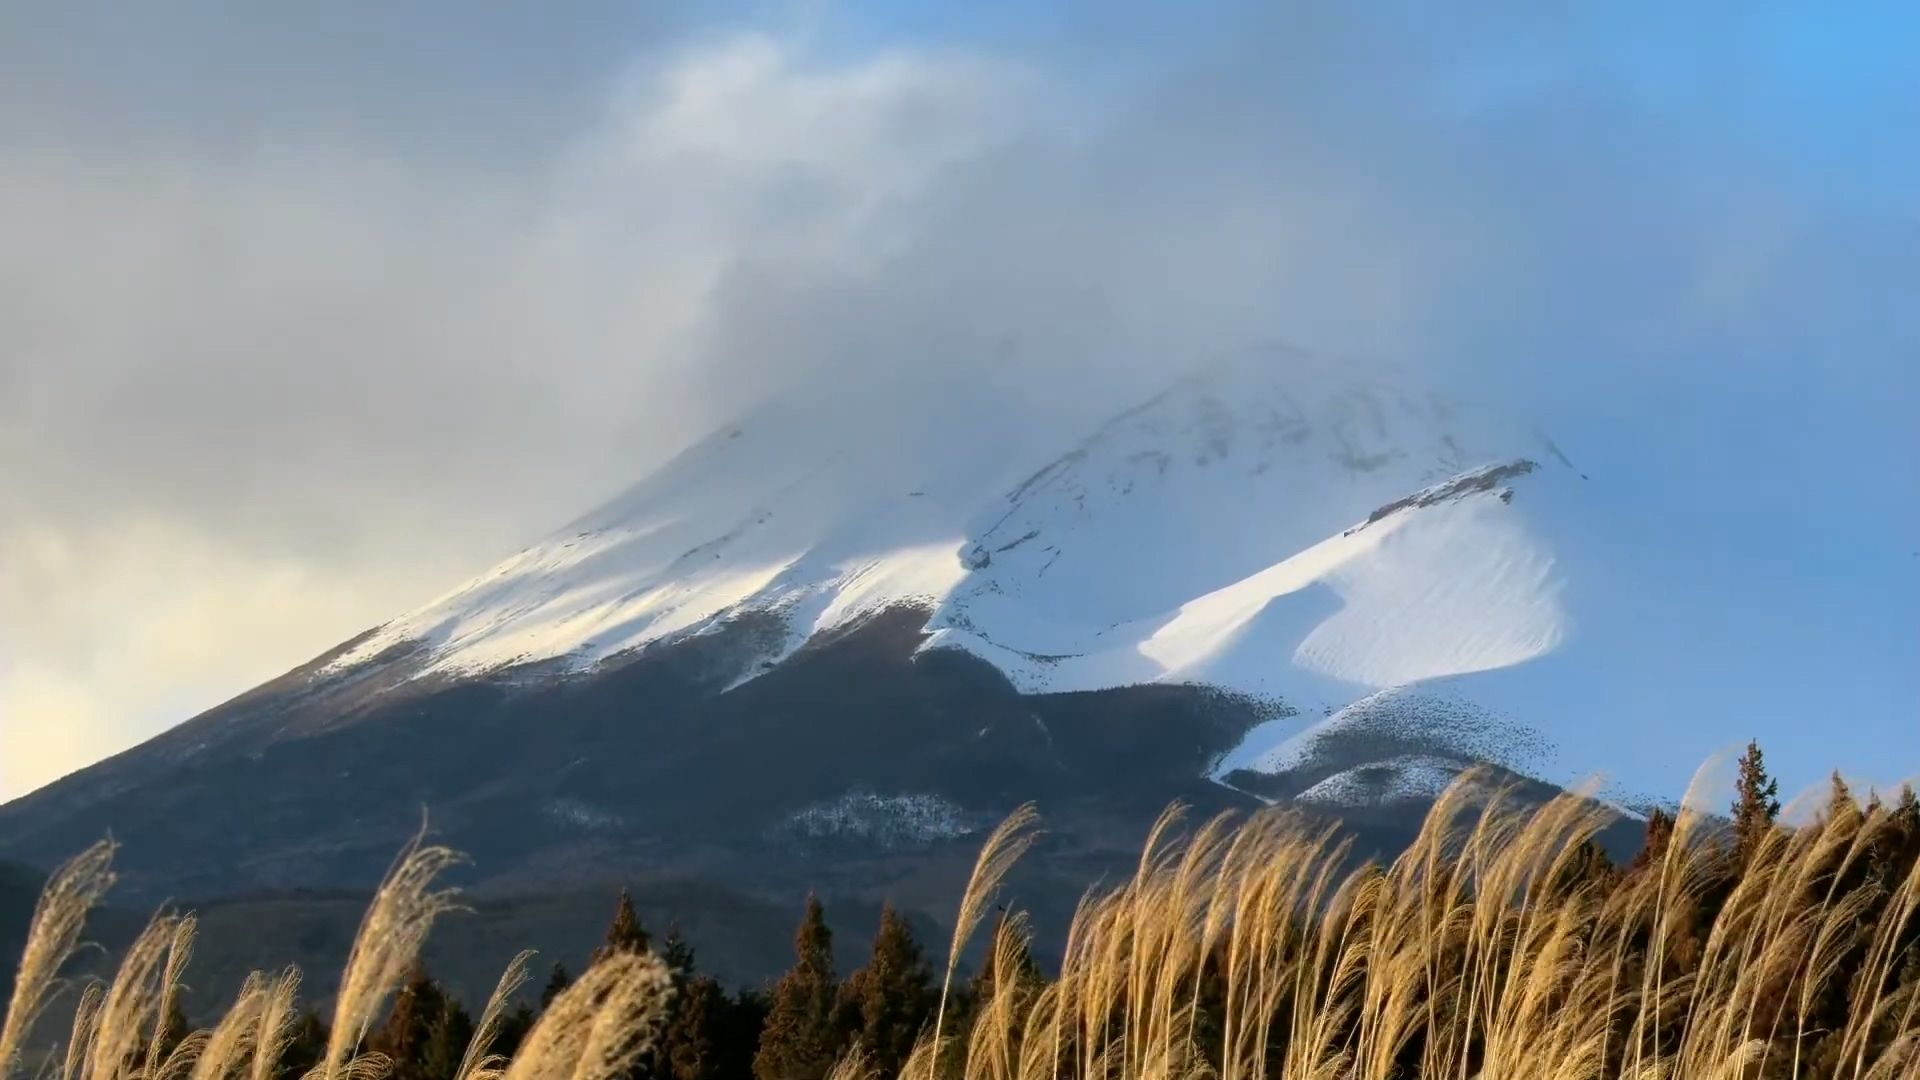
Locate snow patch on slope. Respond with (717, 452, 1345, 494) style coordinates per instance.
(1293, 755, 1468, 807)
(320, 353, 1587, 806)
(1294, 491, 1565, 686)
(1216, 682, 1555, 784)
(776, 789, 978, 848)
(922, 460, 1563, 700)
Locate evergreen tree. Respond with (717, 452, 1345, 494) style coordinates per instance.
(724, 990, 772, 1080)
(593, 888, 652, 966)
(662, 924, 698, 984)
(132, 998, 192, 1077)
(281, 1009, 331, 1080)
(649, 923, 699, 1080)
(1893, 785, 1920, 852)
(540, 962, 574, 1011)
(1549, 839, 1617, 896)
(838, 904, 936, 1077)
(963, 913, 1046, 1071)
(1826, 770, 1862, 827)
(1730, 739, 1781, 863)
(369, 964, 459, 1080)
(155, 999, 191, 1060)
(1629, 807, 1676, 872)
(965, 913, 1041, 1010)
(664, 975, 731, 1080)
(753, 895, 841, 1080)
(495, 1002, 537, 1064)
(420, 996, 475, 1080)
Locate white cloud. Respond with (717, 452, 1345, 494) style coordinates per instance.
(0, 33, 1049, 797)
(2, 10, 1914, 798)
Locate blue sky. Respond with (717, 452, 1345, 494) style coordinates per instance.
(0, 1, 1914, 799)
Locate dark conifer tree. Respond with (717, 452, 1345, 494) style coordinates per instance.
(1825, 770, 1862, 828)
(1892, 785, 1920, 858)
(724, 990, 771, 1080)
(1731, 739, 1782, 863)
(131, 998, 192, 1077)
(369, 964, 460, 1080)
(664, 975, 731, 1080)
(1549, 838, 1617, 896)
(963, 913, 1047, 1069)
(494, 1002, 537, 1064)
(661, 924, 697, 984)
(155, 999, 191, 1061)
(593, 888, 652, 966)
(281, 1009, 331, 1080)
(420, 996, 475, 1080)
(965, 913, 1041, 1010)
(1629, 806, 1677, 872)
(649, 923, 700, 1080)
(838, 904, 935, 1077)
(540, 962, 574, 1011)
(753, 895, 841, 1080)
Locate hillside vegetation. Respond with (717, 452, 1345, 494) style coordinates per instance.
(2, 745, 1917, 1080)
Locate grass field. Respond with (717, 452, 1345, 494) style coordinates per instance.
(3, 766, 1916, 1080)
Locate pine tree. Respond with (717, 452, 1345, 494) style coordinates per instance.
(133, 998, 192, 1077)
(540, 962, 574, 1011)
(593, 888, 652, 966)
(753, 895, 841, 1080)
(662, 924, 697, 984)
(1630, 807, 1677, 872)
(155, 999, 190, 1058)
(838, 904, 936, 1077)
(1826, 770, 1862, 827)
(495, 1002, 537, 1063)
(664, 975, 731, 1080)
(1893, 786, 1920, 853)
(724, 990, 771, 1080)
(1730, 739, 1781, 863)
(281, 1009, 330, 1080)
(424, 996, 475, 1080)
(963, 913, 1046, 1070)
(1549, 838, 1617, 896)
(369, 964, 455, 1080)
(965, 913, 1041, 1010)
(650, 923, 700, 1080)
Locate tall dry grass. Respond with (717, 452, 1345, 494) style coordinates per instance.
(3, 766, 1916, 1080)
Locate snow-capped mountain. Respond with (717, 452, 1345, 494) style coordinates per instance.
(320, 352, 1585, 803)
(0, 351, 1635, 904)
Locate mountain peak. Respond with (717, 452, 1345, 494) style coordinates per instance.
(295, 358, 1577, 830)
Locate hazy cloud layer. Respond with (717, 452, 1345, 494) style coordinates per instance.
(3, 3, 1915, 796)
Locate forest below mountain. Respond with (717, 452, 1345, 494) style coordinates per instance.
(3, 741, 1918, 1080)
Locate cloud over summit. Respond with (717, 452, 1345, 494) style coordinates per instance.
(2, 3, 1914, 796)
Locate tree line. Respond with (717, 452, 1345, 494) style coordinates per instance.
(237, 740, 1920, 1080)
(258, 889, 970, 1080)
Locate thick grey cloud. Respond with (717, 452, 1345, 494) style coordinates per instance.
(2, 3, 1914, 796)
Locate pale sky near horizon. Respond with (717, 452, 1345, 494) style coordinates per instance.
(1, 2, 1915, 801)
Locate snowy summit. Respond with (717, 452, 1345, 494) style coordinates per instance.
(321, 352, 1610, 808)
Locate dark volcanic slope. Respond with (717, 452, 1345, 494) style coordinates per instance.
(0, 605, 1648, 1012)
(0, 606, 1267, 905)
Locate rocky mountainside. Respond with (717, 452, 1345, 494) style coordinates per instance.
(0, 352, 1639, 927)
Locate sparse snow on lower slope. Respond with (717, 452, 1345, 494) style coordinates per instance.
(325, 354, 1590, 805)
(1292, 755, 1469, 807)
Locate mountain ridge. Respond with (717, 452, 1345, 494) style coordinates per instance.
(0, 354, 1635, 914)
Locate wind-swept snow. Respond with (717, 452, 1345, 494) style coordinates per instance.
(325, 354, 1592, 806)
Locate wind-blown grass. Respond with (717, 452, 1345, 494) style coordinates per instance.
(2, 764, 1916, 1080)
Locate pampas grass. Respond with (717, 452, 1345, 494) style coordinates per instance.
(4, 762, 1917, 1080)
(0, 841, 116, 1076)
(501, 952, 673, 1080)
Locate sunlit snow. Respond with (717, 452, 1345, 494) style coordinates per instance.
(325, 355, 1588, 806)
